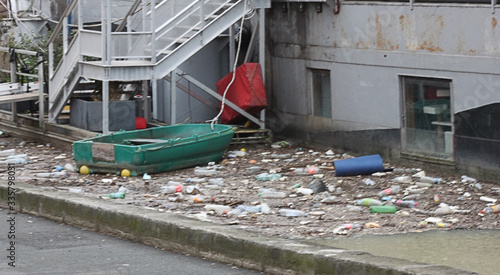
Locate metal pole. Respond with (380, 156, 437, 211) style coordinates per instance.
(152, 79, 158, 120)
(10, 49, 17, 124)
(229, 25, 235, 70)
(258, 8, 266, 128)
(103, 79, 110, 134)
(170, 71, 177, 125)
(142, 80, 150, 122)
(38, 53, 45, 131)
(106, 0, 112, 65)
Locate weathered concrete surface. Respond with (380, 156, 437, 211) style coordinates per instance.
(0, 181, 476, 275)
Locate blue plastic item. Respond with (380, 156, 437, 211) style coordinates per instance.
(334, 154, 385, 176)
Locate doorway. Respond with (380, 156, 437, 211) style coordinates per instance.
(401, 76, 453, 159)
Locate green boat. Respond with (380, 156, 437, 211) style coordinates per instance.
(73, 124, 236, 176)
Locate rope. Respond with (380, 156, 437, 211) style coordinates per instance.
(207, 0, 250, 130)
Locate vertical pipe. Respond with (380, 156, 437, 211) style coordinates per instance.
(229, 25, 235, 70)
(170, 71, 177, 125)
(102, 79, 110, 134)
(150, 0, 157, 121)
(78, 0, 83, 62)
(258, 8, 265, 128)
(106, 0, 112, 65)
(38, 52, 45, 131)
(142, 80, 150, 122)
(150, 0, 156, 63)
(10, 50, 17, 124)
(152, 78, 158, 120)
(102, 1, 110, 134)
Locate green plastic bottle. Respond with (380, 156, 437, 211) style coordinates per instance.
(356, 198, 383, 206)
(369, 205, 398, 213)
(107, 192, 126, 199)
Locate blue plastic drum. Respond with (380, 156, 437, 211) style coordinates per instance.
(334, 154, 384, 176)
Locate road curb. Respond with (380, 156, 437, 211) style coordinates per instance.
(0, 182, 475, 275)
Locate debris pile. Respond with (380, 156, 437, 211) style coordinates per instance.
(1, 135, 499, 239)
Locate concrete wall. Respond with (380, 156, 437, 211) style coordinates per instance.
(265, 2, 500, 179)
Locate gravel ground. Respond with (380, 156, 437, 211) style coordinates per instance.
(1, 133, 499, 239)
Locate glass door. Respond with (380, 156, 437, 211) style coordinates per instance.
(401, 76, 453, 159)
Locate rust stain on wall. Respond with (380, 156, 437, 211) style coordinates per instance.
(418, 41, 443, 52)
(492, 17, 497, 29)
(375, 14, 399, 51)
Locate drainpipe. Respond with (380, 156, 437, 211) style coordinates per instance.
(258, 8, 265, 129)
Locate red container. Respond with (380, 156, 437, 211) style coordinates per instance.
(216, 63, 267, 124)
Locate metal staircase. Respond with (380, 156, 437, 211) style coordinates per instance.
(47, 0, 268, 128)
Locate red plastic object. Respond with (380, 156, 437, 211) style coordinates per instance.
(216, 63, 267, 124)
(135, 117, 147, 129)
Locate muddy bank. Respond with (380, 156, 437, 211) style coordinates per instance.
(1, 134, 498, 239)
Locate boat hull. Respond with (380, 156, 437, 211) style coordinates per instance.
(73, 124, 235, 176)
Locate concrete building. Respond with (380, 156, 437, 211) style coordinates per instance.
(264, 0, 500, 179)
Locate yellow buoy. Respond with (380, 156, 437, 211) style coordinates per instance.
(79, 165, 90, 174)
(121, 169, 131, 177)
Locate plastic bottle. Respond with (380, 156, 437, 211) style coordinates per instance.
(68, 188, 83, 193)
(296, 187, 314, 196)
(369, 205, 398, 213)
(186, 178, 206, 183)
(208, 178, 224, 185)
(481, 205, 499, 214)
(419, 176, 443, 184)
(5, 153, 28, 160)
(35, 171, 69, 178)
(363, 178, 376, 186)
(346, 205, 364, 212)
(402, 194, 421, 200)
(118, 186, 129, 194)
(0, 149, 16, 157)
(254, 173, 282, 181)
(1, 158, 29, 164)
(321, 196, 342, 204)
(433, 195, 440, 204)
(434, 204, 453, 215)
(106, 192, 125, 199)
(356, 198, 383, 206)
(415, 182, 433, 188)
(63, 163, 76, 172)
(259, 190, 287, 198)
(340, 223, 363, 229)
(391, 168, 416, 174)
(204, 204, 232, 215)
(436, 223, 451, 228)
(160, 185, 183, 194)
(392, 176, 412, 184)
(230, 204, 266, 215)
(245, 166, 262, 174)
(194, 167, 219, 176)
(461, 175, 477, 183)
(292, 166, 320, 175)
(377, 185, 401, 197)
(278, 209, 306, 217)
(396, 199, 418, 208)
(480, 196, 497, 203)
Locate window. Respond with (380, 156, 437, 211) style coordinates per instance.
(401, 76, 453, 158)
(311, 69, 332, 118)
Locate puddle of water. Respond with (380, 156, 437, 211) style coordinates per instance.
(307, 230, 500, 275)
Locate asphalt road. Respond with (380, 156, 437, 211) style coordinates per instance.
(0, 208, 265, 275)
